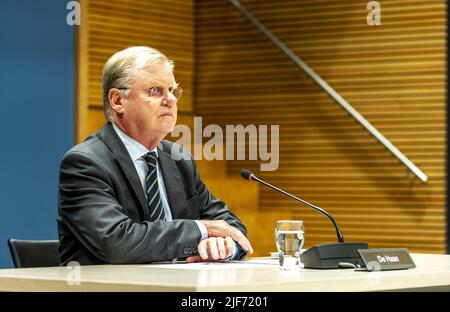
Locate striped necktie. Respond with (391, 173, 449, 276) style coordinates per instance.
(143, 151, 165, 221)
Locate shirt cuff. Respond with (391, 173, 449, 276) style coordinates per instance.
(194, 220, 208, 240)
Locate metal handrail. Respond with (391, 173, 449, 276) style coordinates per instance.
(229, 0, 428, 183)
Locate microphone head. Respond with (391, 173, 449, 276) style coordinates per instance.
(240, 169, 254, 181)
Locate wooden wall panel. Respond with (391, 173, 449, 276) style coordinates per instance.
(196, 0, 447, 254)
(77, 0, 194, 141)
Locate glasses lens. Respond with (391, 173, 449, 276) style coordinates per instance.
(172, 87, 182, 99)
(149, 87, 163, 97)
(148, 86, 182, 100)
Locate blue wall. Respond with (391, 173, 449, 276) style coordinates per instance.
(0, 1, 74, 268)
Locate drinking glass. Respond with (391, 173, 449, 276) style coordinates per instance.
(275, 220, 305, 270)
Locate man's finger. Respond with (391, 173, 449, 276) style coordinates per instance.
(225, 237, 235, 258)
(186, 256, 202, 263)
(208, 237, 219, 260)
(216, 237, 226, 259)
(197, 239, 209, 259)
(229, 230, 253, 254)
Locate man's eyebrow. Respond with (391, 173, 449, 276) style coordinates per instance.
(144, 79, 178, 88)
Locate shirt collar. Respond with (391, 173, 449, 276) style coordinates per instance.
(112, 123, 158, 162)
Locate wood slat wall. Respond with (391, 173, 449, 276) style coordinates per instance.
(77, 0, 194, 141)
(196, 0, 447, 253)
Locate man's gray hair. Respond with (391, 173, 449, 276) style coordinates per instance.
(102, 46, 174, 122)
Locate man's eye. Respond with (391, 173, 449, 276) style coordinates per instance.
(149, 87, 163, 97)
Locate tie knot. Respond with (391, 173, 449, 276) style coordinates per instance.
(143, 151, 158, 168)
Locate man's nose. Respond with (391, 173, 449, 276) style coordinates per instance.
(161, 92, 177, 107)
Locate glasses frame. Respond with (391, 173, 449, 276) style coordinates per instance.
(116, 85, 183, 100)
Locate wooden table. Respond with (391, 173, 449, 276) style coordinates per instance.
(0, 253, 449, 291)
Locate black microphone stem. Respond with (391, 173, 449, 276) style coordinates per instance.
(251, 175, 345, 243)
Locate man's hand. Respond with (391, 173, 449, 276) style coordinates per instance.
(186, 237, 235, 263)
(200, 220, 253, 254)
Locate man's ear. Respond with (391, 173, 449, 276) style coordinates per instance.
(108, 88, 125, 114)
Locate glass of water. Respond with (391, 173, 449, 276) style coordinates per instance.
(275, 220, 305, 270)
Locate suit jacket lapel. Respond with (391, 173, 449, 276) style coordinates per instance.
(100, 123, 150, 220)
(157, 144, 187, 219)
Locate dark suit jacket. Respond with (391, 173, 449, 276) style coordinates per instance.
(57, 123, 247, 265)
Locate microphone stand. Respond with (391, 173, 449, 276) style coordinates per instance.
(242, 170, 369, 269)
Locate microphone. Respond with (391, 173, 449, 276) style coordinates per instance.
(240, 169, 369, 269)
(241, 169, 345, 243)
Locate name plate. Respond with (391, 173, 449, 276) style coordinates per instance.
(357, 248, 416, 271)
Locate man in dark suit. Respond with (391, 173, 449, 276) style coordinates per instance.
(57, 46, 252, 265)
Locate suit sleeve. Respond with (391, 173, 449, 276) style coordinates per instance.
(58, 151, 202, 264)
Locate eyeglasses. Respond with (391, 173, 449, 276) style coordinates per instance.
(117, 85, 183, 100)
